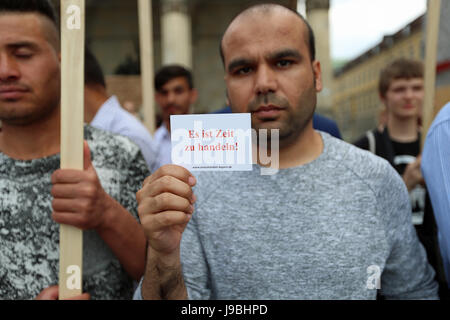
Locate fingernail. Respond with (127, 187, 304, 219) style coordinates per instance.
(191, 194, 197, 204)
(189, 205, 194, 214)
(188, 176, 196, 186)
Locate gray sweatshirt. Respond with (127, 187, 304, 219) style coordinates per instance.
(178, 132, 438, 300)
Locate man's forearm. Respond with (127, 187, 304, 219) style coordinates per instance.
(96, 196, 147, 280)
(142, 246, 188, 300)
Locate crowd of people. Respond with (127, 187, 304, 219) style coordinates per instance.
(0, 0, 449, 300)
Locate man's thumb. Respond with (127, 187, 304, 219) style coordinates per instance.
(83, 140, 93, 170)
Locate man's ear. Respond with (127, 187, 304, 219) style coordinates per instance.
(312, 61, 323, 92)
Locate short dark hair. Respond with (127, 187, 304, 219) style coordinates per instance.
(0, 0, 57, 27)
(85, 47, 106, 88)
(379, 58, 424, 98)
(154, 65, 194, 92)
(219, 4, 316, 67)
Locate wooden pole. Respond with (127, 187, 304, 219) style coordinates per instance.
(138, 0, 156, 134)
(59, 0, 85, 299)
(421, 0, 441, 149)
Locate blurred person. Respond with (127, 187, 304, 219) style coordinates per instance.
(84, 48, 157, 172)
(354, 59, 447, 297)
(0, 0, 148, 299)
(153, 65, 198, 169)
(135, 4, 438, 300)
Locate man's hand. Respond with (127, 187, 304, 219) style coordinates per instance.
(137, 165, 197, 257)
(35, 286, 90, 300)
(52, 141, 147, 280)
(51, 141, 112, 231)
(137, 165, 196, 300)
(403, 155, 425, 192)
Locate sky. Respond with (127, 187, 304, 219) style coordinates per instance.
(299, 0, 427, 60)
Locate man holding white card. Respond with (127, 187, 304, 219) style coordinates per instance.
(136, 4, 438, 299)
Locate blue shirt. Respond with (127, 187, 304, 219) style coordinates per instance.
(422, 102, 450, 284)
(91, 96, 157, 172)
(313, 113, 342, 140)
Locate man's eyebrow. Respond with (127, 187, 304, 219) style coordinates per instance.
(227, 58, 254, 73)
(227, 49, 303, 72)
(267, 49, 302, 61)
(7, 41, 39, 50)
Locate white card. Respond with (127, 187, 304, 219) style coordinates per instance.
(171, 114, 253, 171)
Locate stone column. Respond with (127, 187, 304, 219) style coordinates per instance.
(160, 0, 192, 68)
(306, 0, 334, 116)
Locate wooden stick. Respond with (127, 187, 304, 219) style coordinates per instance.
(138, 0, 156, 134)
(59, 0, 85, 300)
(421, 0, 441, 149)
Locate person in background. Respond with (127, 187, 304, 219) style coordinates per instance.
(84, 48, 157, 173)
(353, 58, 447, 298)
(153, 65, 198, 169)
